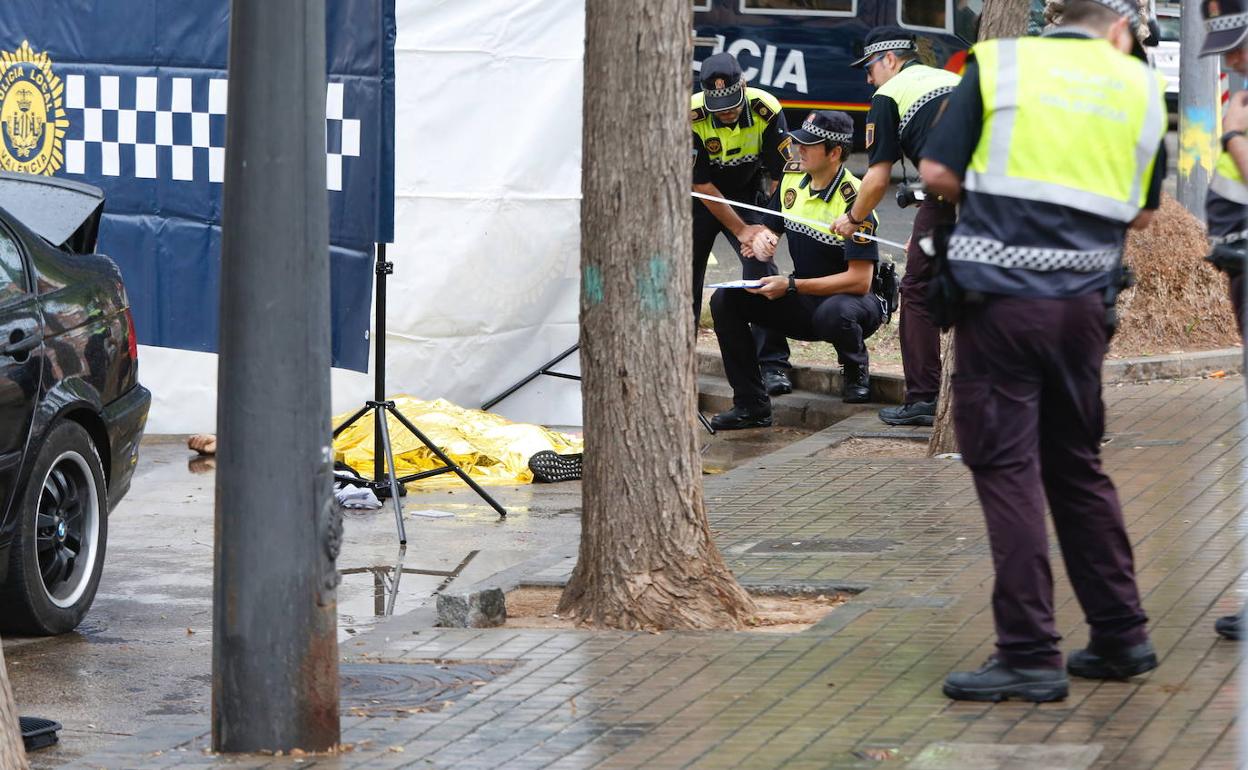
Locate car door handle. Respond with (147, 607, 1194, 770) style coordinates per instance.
(2, 332, 39, 356)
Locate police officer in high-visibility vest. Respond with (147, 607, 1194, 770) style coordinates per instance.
(918, 0, 1167, 701)
(1198, 0, 1248, 642)
(692, 53, 793, 396)
(833, 27, 960, 428)
(708, 111, 884, 429)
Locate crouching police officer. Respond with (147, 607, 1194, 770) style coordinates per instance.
(918, 0, 1167, 701)
(709, 111, 884, 430)
(834, 27, 961, 428)
(692, 53, 793, 396)
(1198, 0, 1248, 641)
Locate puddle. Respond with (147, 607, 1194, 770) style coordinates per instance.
(336, 549, 479, 640)
(701, 426, 815, 474)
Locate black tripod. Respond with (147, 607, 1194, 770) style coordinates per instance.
(333, 245, 507, 545)
(481, 342, 716, 434)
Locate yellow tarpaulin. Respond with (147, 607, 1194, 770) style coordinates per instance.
(332, 396, 583, 488)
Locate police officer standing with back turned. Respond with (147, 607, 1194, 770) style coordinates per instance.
(1197, 0, 1248, 641)
(918, 0, 1167, 701)
(833, 27, 960, 428)
(692, 53, 793, 397)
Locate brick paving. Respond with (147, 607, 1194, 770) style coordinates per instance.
(69, 377, 1246, 769)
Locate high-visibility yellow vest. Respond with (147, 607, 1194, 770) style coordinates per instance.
(1211, 150, 1248, 204)
(874, 63, 961, 132)
(779, 163, 875, 248)
(691, 87, 782, 170)
(966, 36, 1165, 223)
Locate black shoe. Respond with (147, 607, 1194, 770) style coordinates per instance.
(878, 400, 935, 426)
(943, 658, 1068, 703)
(762, 369, 792, 396)
(1216, 613, 1244, 640)
(710, 405, 773, 431)
(528, 451, 583, 483)
(842, 364, 871, 404)
(1066, 640, 1158, 679)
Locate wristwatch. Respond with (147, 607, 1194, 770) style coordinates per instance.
(846, 209, 863, 225)
(1222, 130, 1246, 152)
(787, 274, 798, 295)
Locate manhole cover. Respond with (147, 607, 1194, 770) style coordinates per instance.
(340, 660, 514, 715)
(746, 538, 899, 554)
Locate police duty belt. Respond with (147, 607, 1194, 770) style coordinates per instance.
(691, 191, 908, 251)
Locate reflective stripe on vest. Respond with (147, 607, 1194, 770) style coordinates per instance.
(1210, 150, 1248, 204)
(964, 37, 1165, 223)
(691, 88, 780, 170)
(874, 63, 961, 133)
(779, 166, 857, 244)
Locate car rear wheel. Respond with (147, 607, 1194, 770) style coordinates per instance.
(0, 421, 107, 635)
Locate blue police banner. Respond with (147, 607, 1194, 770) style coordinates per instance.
(0, 1, 396, 371)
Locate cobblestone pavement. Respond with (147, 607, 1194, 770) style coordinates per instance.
(69, 377, 1247, 769)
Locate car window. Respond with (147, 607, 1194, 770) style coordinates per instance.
(0, 228, 26, 305)
(693, 0, 711, 9)
(1156, 15, 1180, 42)
(900, 0, 955, 32)
(741, 0, 856, 16)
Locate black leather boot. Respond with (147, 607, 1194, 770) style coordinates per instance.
(1066, 641, 1158, 679)
(710, 404, 773, 430)
(943, 657, 1068, 702)
(842, 364, 870, 404)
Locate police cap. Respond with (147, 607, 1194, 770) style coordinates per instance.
(1200, 0, 1248, 56)
(850, 27, 916, 68)
(699, 53, 746, 112)
(788, 110, 855, 146)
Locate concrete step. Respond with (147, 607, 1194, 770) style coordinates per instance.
(697, 351, 906, 405)
(697, 375, 880, 429)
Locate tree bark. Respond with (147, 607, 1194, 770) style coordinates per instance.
(0, 642, 28, 770)
(927, 331, 958, 457)
(977, 0, 1032, 39)
(557, 0, 756, 630)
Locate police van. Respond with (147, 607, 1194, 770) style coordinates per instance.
(694, 0, 979, 133)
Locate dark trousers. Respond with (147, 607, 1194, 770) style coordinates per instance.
(711, 288, 882, 408)
(953, 293, 1148, 669)
(693, 202, 790, 372)
(900, 199, 957, 403)
(1231, 273, 1245, 341)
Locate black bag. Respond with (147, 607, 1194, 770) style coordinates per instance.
(1206, 242, 1246, 278)
(873, 258, 900, 323)
(922, 224, 966, 330)
(1103, 263, 1136, 340)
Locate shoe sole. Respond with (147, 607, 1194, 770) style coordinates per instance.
(710, 418, 774, 431)
(879, 413, 934, 427)
(942, 681, 1068, 703)
(766, 386, 793, 396)
(528, 451, 583, 483)
(1067, 653, 1158, 680)
(843, 394, 871, 404)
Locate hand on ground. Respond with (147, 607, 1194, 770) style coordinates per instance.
(188, 434, 217, 456)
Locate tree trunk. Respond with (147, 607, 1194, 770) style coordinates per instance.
(0, 642, 28, 770)
(977, 0, 1032, 39)
(927, 331, 958, 457)
(557, 0, 756, 630)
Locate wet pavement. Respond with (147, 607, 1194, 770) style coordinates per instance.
(3, 421, 808, 769)
(9, 375, 1246, 769)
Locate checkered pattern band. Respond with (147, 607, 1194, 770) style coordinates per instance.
(63, 75, 361, 191)
(704, 81, 743, 100)
(1209, 229, 1248, 246)
(949, 235, 1120, 272)
(799, 122, 852, 143)
(709, 153, 760, 168)
(785, 220, 839, 246)
(1092, 0, 1140, 22)
(1206, 11, 1248, 31)
(862, 39, 914, 57)
(899, 86, 956, 132)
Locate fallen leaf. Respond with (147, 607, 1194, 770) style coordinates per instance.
(186, 628, 195, 635)
(1211, 370, 1227, 378)
(388, 745, 405, 753)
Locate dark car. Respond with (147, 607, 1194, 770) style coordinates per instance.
(0, 172, 150, 635)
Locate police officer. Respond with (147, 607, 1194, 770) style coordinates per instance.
(708, 111, 884, 430)
(833, 27, 960, 428)
(693, 53, 793, 396)
(1198, 0, 1248, 641)
(918, 0, 1167, 701)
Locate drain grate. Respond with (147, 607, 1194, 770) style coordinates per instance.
(340, 660, 514, 715)
(746, 537, 899, 554)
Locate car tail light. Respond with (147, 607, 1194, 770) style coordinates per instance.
(125, 307, 138, 361)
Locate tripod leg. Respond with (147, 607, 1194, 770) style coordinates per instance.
(481, 343, 580, 411)
(698, 411, 716, 435)
(387, 405, 508, 518)
(374, 408, 408, 545)
(332, 404, 372, 438)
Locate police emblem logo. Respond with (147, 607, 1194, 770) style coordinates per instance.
(839, 181, 857, 201)
(783, 188, 797, 209)
(865, 122, 876, 149)
(0, 41, 67, 176)
(705, 137, 722, 154)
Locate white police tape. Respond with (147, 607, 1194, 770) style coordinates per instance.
(691, 191, 909, 251)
